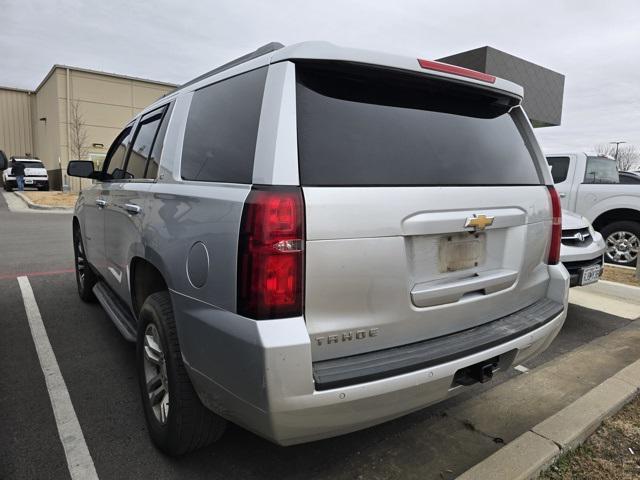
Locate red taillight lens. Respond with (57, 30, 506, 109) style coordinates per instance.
(417, 58, 496, 84)
(547, 186, 562, 265)
(238, 187, 304, 319)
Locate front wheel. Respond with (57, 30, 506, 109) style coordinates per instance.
(137, 291, 226, 455)
(73, 226, 97, 302)
(601, 221, 640, 266)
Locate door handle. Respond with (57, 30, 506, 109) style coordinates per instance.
(559, 193, 567, 198)
(95, 199, 107, 208)
(124, 203, 142, 214)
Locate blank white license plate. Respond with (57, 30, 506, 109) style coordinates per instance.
(580, 264, 601, 285)
(439, 233, 486, 273)
(25, 179, 34, 184)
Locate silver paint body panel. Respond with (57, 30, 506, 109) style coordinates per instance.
(73, 42, 569, 445)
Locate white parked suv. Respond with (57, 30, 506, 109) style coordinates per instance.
(560, 210, 605, 287)
(57, 41, 568, 455)
(2, 157, 49, 191)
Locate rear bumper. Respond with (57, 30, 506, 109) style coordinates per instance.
(177, 264, 569, 446)
(3, 178, 49, 188)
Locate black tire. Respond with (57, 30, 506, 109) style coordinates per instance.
(73, 226, 97, 302)
(137, 291, 226, 456)
(600, 220, 640, 266)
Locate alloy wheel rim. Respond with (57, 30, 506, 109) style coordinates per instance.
(605, 231, 639, 264)
(75, 233, 86, 288)
(143, 324, 170, 424)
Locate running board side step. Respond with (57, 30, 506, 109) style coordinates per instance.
(93, 281, 137, 342)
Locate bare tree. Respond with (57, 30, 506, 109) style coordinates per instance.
(69, 100, 89, 162)
(594, 143, 640, 171)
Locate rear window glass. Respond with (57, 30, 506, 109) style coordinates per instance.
(584, 156, 619, 184)
(181, 67, 267, 184)
(296, 63, 542, 186)
(546, 156, 570, 183)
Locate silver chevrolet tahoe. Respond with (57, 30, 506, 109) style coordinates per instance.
(67, 41, 569, 455)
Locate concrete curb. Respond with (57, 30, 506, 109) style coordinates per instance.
(457, 359, 640, 480)
(13, 191, 74, 212)
(583, 279, 640, 300)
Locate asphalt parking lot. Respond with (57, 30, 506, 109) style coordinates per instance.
(0, 191, 637, 480)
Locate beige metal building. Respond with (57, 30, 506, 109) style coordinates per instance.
(0, 65, 176, 190)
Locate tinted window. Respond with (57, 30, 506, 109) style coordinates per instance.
(546, 156, 570, 183)
(620, 172, 640, 184)
(105, 126, 133, 180)
(15, 161, 44, 169)
(584, 156, 619, 184)
(181, 67, 267, 183)
(146, 103, 173, 179)
(296, 63, 541, 186)
(125, 107, 166, 179)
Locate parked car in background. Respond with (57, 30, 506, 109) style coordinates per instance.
(560, 210, 605, 287)
(619, 171, 640, 184)
(546, 153, 639, 266)
(2, 157, 49, 191)
(65, 41, 569, 455)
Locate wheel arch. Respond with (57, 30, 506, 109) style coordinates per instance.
(130, 256, 170, 319)
(592, 208, 640, 231)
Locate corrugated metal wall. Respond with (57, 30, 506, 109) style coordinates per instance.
(0, 88, 34, 158)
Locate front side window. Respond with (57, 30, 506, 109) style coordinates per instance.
(584, 156, 619, 184)
(105, 126, 133, 180)
(181, 67, 267, 184)
(546, 156, 570, 183)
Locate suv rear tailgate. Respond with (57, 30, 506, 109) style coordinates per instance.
(295, 61, 551, 362)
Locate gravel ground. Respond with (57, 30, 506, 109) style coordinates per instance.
(540, 395, 640, 480)
(602, 265, 640, 287)
(21, 191, 78, 207)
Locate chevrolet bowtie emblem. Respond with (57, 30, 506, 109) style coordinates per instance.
(465, 214, 495, 231)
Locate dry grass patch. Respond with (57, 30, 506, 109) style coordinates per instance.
(540, 395, 640, 479)
(601, 264, 640, 287)
(21, 191, 78, 208)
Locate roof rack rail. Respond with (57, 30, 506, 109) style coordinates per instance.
(177, 42, 284, 91)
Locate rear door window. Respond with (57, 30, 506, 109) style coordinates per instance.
(546, 156, 570, 183)
(296, 62, 542, 186)
(181, 67, 267, 184)
(124, 105, 169, 180)
(584, 156, 619, 184)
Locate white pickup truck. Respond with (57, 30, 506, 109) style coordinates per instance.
(546, 152, 639, 266)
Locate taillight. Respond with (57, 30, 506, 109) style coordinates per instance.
(417, 58, 496, 84)
(547, 186, 562, 265)
(237, 186, 304, 319)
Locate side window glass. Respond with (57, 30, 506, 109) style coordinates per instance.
(546, 156, 570, 184)
(584, 157, 620, 184)
(146, 103, 173, 179)
(105, 126, 133, 180)
(125, 107, 166, 179)
(181, 67, 267, 183)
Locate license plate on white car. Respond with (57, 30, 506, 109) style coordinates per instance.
(580, 264, 601, 285)
(25, 179, 33, 184)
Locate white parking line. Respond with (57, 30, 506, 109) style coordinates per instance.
(514, 364, 530, 374)
(17, 276, 99, 480)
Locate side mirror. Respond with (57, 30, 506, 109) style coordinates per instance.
(67, 160, 95, 178)
(0, 151, 7, 170)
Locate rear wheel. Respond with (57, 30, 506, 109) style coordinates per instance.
(73, 226, 97, 302)
(601, 221, 639, 266)
(137, 291, 226, 455)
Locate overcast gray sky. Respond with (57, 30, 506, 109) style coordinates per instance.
(1, 0, 638, 152)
